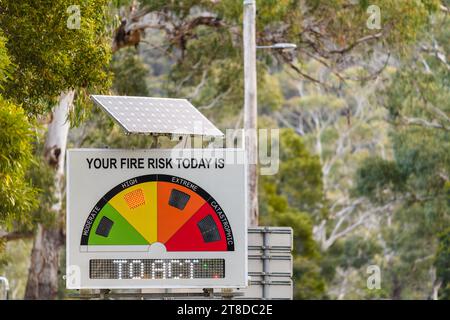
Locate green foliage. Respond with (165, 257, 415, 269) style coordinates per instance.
(0, 96, 37, 227)
(0, 0, 115, 231)
(274, 129, 324, 213)
(303, 0, 438, 46)
(26, 147, 59, 228)
(260, 128, 326, 298)
(293, 256, 327, 299)
(356, 12, 449, 209)
(355, 157, 405, 201)
(261, 183, 318, 258)
(352, 11, 450, 299)
(393, 129, 449, 195)
(0, 29, 37, 232)
(127, 0, 439, 131)
(0, 0, 112, 116)
(384, 69, 450, 125)
(329, 235, 381, 270)
(101, 0, 440, 299)
(0, 32, 12, 87)
(60, 0, 448, 300)
(0, 239, 33, 299)
(0, 3, 113, 297)
(111, 48, 150, 96)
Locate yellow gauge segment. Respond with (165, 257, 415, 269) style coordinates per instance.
(108, 181, 157, 243)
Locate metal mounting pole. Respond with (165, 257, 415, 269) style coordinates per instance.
(262, 228, 269, 299)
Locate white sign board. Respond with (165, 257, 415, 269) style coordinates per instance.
(66, 149, 247, 289)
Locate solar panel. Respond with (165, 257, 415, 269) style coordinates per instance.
(91, 95, 223, 136)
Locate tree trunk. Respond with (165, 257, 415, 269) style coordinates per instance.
(25, 90, 74, 300)
(24, 225, 64, 299)
(391, 275, 403, 300)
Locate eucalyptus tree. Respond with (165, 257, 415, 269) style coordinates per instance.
(354, 11, 450, 299)
(106, 0, 444, 299)
(110, 0, 443, 225)
(0, 0, 112, 299)
(0, 33, 37, 232)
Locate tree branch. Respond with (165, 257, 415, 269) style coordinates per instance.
(321, 200, 396, 251)
(402, 116, 450, 131)
(187, 69, 208, 99)
(328, 32, 384, 55)
(0, 230, 34, 241)
(198, 87, 232, 110)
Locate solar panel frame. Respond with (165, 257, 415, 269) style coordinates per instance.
(91, 95, 224, 137)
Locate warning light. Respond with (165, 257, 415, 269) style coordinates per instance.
(95, 216, 114, 237)
(124, 189, 145, 209)
(169, 189, 190, 210)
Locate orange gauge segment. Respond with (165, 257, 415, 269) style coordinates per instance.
(165, 202, 228, 251)
(108, 182, 158, 243)
(156, 181, 206, 244)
